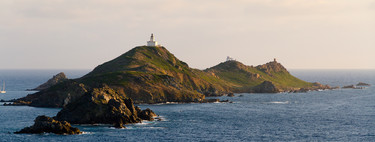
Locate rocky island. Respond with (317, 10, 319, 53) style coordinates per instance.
(357, 82, 371, 86)
(14, 45, 330, 107)
(342, 82, 370, 89)
(15, 115, 81, 135)
(13, 35, 333, 134)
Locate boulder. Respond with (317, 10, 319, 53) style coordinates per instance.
(138, 108, 157, 121)
(227, 93, 235, 97)
(15, 115, 81, 135)
(254, 81, 279, 93)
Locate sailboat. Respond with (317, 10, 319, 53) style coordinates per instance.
(0, 81, 6, 94)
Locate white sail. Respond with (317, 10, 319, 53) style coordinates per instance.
(0, 81, 6, 93)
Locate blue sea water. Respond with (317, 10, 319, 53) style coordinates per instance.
(0, 69, 374, 141)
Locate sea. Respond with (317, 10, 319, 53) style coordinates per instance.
(0, 69, 374, 142)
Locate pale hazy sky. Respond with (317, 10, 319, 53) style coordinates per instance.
(1, 0, 374, 69)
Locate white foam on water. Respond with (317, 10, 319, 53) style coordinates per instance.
(268, 101, 289, 104)
(80, 131, 94, 135)
(158, 115, 168, 121)
(135, 121, 152, 125)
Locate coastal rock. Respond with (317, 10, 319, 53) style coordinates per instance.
(293, 88, 309, 93)
(201, 99, 220, 103)
(14, 80, 88, 107)
(357, 82, 370, 86)
(343, 85, 365, 89)
(138, 108, 157, 121)
(312, 82, 331, 90)
(331, 86, 340, 89)
(342, 85, 355, 89)
(28, 72, 68, 91)
(55, 86, 156, 128)
(254, 81, 279, 93)
(15, 115, 81, 135)
(227, 93, 235, 97)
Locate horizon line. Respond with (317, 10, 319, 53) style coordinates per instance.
(1, 68, 375, 70)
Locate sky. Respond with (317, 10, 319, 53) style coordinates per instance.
(1, 0, 374, 70)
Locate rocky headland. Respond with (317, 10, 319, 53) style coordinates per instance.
(27, 72, 68, 91)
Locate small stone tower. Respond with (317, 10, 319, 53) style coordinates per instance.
(226, 56, 235, 62)
(147, 33, 158, 46)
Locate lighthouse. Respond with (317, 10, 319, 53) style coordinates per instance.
(147, 33, 158, 47)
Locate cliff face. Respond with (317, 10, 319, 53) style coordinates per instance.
(14, 46, 328, 107)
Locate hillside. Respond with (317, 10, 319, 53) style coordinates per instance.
(14, 46, 329, 107)
(77, 46, 231, 103)
(205, 60, 316, 92)
(15, 46, 230, 107)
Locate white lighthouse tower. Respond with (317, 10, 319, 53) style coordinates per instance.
(147, 33, 158, 46)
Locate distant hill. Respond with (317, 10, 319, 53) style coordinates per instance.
(14, 46, 329, 107)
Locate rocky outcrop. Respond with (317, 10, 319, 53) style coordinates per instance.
(227, 93, 235, 97)
(357, 82, 370, 86)
(253, 81, 279, 93)
(14, 80, 88, 107)
(256, 60, 288, 75)
(138, 108, 157, 121)
(342, 85, 365, 89)
(15, 115, 81, 135)
(28, 72, 68, 91)
(55, 86, 157, 128)
(342, 85, 355, 89)
(312, 82, 331, 90)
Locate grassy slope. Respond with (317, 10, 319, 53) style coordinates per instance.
(76, 46, 231, 103)
(205, 60, 313, 92)
(81, 46, 314, 94)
